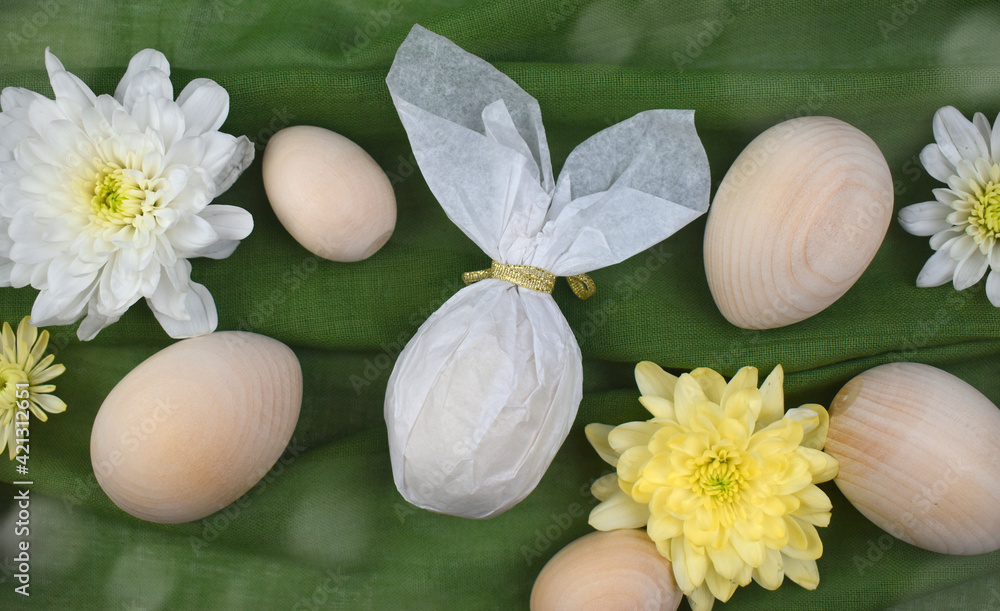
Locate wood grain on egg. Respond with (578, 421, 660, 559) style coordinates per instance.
(704, 116, 893, 329)
(90, 332, 302, 524)
(263, 125, 396, 262)
(826, 362, 1000, 554)
(530, 529, 682, 611)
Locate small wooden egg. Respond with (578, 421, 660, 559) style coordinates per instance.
(530, 530, 682, 611)
(704, 116, 893, 329)
(90, 332, 302, 524)
(262, 125, 396, 262)
(826, 362, 1000, 554)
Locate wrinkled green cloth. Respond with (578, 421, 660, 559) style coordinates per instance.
(1, 0, 1000, 609)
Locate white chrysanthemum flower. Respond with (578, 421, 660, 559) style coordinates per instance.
(0, 49, 254, 340)
(899, 105, 1000, 306)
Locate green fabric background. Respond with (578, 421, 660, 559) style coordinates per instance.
(1, 0, 999, 609)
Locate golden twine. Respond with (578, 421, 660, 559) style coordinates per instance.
(462, 261, 596, 300)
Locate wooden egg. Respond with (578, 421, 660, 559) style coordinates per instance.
(704, 116, 893, 329)
(90, 332, 302, 524)
(262, 125, 396, 262)
(530, 530, 682, 611)
(826, 362, 1000, 554)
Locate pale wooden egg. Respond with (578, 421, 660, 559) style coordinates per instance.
(90, 332, 302, 524)
(826, 362, 1000, 554)
(530, 530, 682, 611)
(262, 125, 396, 262)
(704, 116, 893, 329)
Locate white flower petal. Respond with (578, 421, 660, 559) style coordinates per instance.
(898, 202, 952, 236)
(166, 214, 219, 255)
(916, 248, 959, 287)
(993, 111, 1000, 165)
(198, 204, 253, 241)
(155, 98, 186, 150)
(114, 49, 171, 103)
(164, 135, 205, 167)
(76, 309, 120, 341)
(932, 106, 989, 165)
(949, 234, 976, 261)
(149, 280, 218, 338)
(953, 250, 989, 290)
(986, 270, 1000, 307)
(973, 112, 993, 154)
(919, 143, 957, 184)
(44, 48, 98, 108)
(930, 228, 962, 251)
(148, 267, 187, 319)
(202, 133, 254, 195)
(118, 67, 173, 114)
(0, 261, 12, 286)
(932, 187, 963, 207)
(192, 239, 240, 260)
(176, 78, 230, 136)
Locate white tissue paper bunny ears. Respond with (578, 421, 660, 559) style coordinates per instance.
(384, 25, 711, 518)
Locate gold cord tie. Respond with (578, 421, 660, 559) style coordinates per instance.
(462, 261, 596, 300)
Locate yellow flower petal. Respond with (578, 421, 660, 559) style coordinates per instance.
(674, 373, 709, 427)
(668, 430, 711, 458)
(706, 543, 744, 580)
(635, 361, 678, 399)
(752, 548, 785, 590)
(704, 563, 739, 602)
(683, 510, 720, 548)
(672, 536, 709, 591)
(791, 484, 834, 527)
(16, 317, 37, 368)
(584, 423, 618, 466)
(686, 584, 716, 611)
(28, 328, 49, 368)
(785, 403, 830, 450)
(647, 512, 684, 541)
(722, 386, 762, 428)
(29, 355, 63, 381)
(608, 420, 659, 455)
(27, 402, 49, 422)
(617, 445, 652, 483)
(797, 446, 839, 483)
(588, 489, 649, 531)
(720, 366, 758, 409)
(730, 531, 767, 568)
(781, 555, 820, 590)
(590, 473, 619, 502)
(690, 367, 727, 403)
(758, 364, 785, 428)
(2, 424, 16, 460)
(783, 517, 823, 560)
(1, 322, 15, 362)
(638, 394, 675, 420)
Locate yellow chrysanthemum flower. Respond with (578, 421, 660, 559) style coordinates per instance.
(0, 316, 66, 459)
(586, 362, 838, 611)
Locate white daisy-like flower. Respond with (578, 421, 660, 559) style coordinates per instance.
(899, 105, 1000, 306)
(0, 49, 254, 340)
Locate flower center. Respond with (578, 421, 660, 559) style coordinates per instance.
(967, 176, 1000, 242)
(89, 164, 156, 229)
(0, 362, 28, 412)
(691, 448, 745, 506)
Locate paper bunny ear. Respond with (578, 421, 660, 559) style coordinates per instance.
(536, 109, 711, 276)
(386, 26, 554, 261)
(387, 25, 711, 276)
